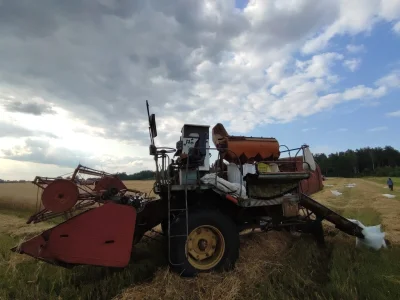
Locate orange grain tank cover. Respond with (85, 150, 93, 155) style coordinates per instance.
(212, 123, 280, 164)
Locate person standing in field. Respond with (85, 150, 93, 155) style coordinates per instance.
(387, 178, 394, 191)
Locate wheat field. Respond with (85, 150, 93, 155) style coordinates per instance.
(0, 180, 155, 211)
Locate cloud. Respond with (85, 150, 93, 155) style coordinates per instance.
(343, 58, 362, 72)
(302, 0, 400, 54)
(376, 70, 400, 88)
(386, 110, 400, 117)
(367, 126, 388, 132)
(394, 21, 400, 34)
(0, 121, 58, 138)
(1, 97, 56, 116)
(312, 70, 398, 112)
(0, 0, 399, 175)
(346, 44, 365, 53)
(0, 138, 152, 172)
(342, 85, 386, 100)
(0, 0, 343, 139)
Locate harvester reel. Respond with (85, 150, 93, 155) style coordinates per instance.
(41, 179, 79, 213)
(94, 176, 127, 193)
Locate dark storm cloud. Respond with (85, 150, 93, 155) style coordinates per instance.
(3, 100, 55, 115)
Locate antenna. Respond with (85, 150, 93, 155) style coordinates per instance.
(146, 100, 154, 145)
(146, 100, 157, 155)
(146, 100, 150, 119)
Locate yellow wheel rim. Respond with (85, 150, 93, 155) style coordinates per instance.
(185, 225, 225, 270)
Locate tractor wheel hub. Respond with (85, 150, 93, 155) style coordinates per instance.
(186, 225, 225, 270)
(198, 239, 208, 251)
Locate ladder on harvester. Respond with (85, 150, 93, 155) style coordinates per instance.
(167, 156, 191, 267)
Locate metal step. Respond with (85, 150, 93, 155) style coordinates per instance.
(167, 172, 189, 266)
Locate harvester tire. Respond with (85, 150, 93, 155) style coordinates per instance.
(169, 209, 239, 277)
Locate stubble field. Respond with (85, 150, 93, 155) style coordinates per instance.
(0, 177, 400, 300)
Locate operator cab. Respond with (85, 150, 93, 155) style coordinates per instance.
(146, 101, 211, 188)
(174, 124, 210, 185)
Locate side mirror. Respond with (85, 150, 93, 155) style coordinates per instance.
(149, 114, 157, 138)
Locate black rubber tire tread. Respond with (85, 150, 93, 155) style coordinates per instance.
(169, 209, 240, 277)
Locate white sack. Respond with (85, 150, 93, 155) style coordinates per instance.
(382, 194, 396, 198)
(348, 219, 387, 250)
(201, 173, 247, 199)
(345, 183, 356, 188)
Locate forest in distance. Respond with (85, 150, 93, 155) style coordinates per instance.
(314, 146, 400, 178)
(116, 146, 400, 180)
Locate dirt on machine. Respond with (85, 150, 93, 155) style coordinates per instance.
(12, 100, 366, 277)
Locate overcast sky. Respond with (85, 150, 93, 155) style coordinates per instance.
(1, 0, 400, 180)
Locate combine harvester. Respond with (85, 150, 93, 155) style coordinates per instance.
(13, 101, 381, 277)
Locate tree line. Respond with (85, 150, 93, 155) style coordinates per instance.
(116, 170, 155, 180)
(114, 145, 400, 180)
(314, 146, 400, 178)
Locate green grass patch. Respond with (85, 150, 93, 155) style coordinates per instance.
(0, 208, 37, 223)
(323, 186, 353, 213)
(324, 236, 400, 300)
(243, 236, 400, 300)
(244, 203, 400, 300)
(0, 207, 64, 225)
(324, 192, 349, 207)
(343, 207, 382, 226)
(363, 177, 400, 199)
(364, 177, 400, 186)
(364, 177, 400, 191)
(0, 233, 167, 300)
(245, 239, 333, 300)
(247, 234, 399, 299)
